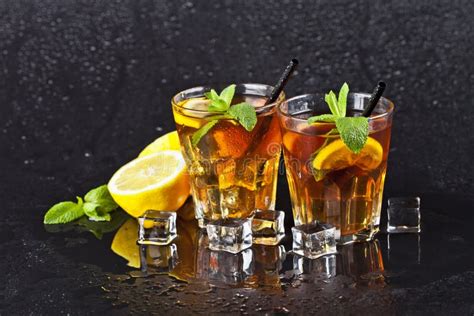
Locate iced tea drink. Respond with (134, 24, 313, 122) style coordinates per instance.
(172, 84, 284, 228)
(278, 93, 393, 244)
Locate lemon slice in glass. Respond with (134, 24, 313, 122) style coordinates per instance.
(312, 137, 383, 172)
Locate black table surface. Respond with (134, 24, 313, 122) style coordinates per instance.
(1, 1, 473, 315)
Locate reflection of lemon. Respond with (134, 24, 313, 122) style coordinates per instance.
(138, 131, 181, 157)
(111, 218, 140, 268)
(177, 199, 196, 221)
(108, 151, 190, 218)
(312, 137, 383, 171)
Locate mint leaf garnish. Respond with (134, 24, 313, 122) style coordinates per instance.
(204, 89, 219, 101)
(307, 114, 338, 124)
(335, 117, 369, 153)
(227, 102, 257, 131)
(324, 90, 340, 117)
(308, 82, 369, 153)
(208, 99, 229, 112)
(44, 197, 85, 224)
(337, 82, 349, 117)
(192, 120, 219, 146)
(192, 84, 258, 145)
(219, 84, 236, 106)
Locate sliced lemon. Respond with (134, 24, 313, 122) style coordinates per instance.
(111, 218, 140, 268)
(173, 98, 210, 129)
(138, 131, 181, 157)
(312, 137, 383, 172)
(108, 150, 190, 217)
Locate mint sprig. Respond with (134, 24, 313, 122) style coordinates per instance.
(44, 197, 85, 224)
(192, 84, 257, 146)
(308, 82, 369, 153)
(44, 185, 119, 224)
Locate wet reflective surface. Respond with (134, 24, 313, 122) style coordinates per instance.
(1, 0, 474, 314)
(4, 195, 470, 314)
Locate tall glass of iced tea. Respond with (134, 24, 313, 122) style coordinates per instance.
(278, 93, 393, 244)
(172, 84, 284, 252)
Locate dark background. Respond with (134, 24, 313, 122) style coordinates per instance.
(1, 0, 473, 314)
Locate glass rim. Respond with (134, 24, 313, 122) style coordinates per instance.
(277, 92, 394, 123)
(171, 83, 285, 114)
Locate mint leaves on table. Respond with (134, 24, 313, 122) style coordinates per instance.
(83, 185, 118, 221)
(43, 197, 85, 224)
(44, 209, 128, 239)
(308, 83, 369, 153)
(44, 185, 119, 224)
(192, 84, 257, 146)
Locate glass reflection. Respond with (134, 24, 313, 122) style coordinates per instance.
(109, 202, 386, 289)
(291, 239, 385, 287)
(196, 231, 254, 286)
(252, 244, 286, 287)
(337, 239, 385, 286)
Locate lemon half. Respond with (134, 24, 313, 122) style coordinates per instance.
(108, 150, 190, 217)
(138, 131, 181, 157)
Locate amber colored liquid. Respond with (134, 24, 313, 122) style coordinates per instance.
(281, 110, 392, 240)
(173, 95, 282, 222)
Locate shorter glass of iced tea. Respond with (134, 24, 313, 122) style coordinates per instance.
(278, 93, 393, 244)
(172, 84, 284, 251)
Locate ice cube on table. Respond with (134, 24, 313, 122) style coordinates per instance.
(206, 217, 253, 253)
(388, 196, 420, 208)
(387, 197, 421, 233)
(292, 221, 337, 259)
(252, 210, 285, 245)
(138, 210, 177, 245)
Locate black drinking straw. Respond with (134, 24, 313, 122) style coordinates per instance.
(266, 58, 299, 104)
(362, 81, 386, 117)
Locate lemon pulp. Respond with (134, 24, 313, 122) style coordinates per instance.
(312, 137, 383, 172)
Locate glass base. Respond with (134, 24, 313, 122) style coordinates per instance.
(337, 226, 379, 245)
(387, 226, 421, 234)
(206, 217, 253, 253)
